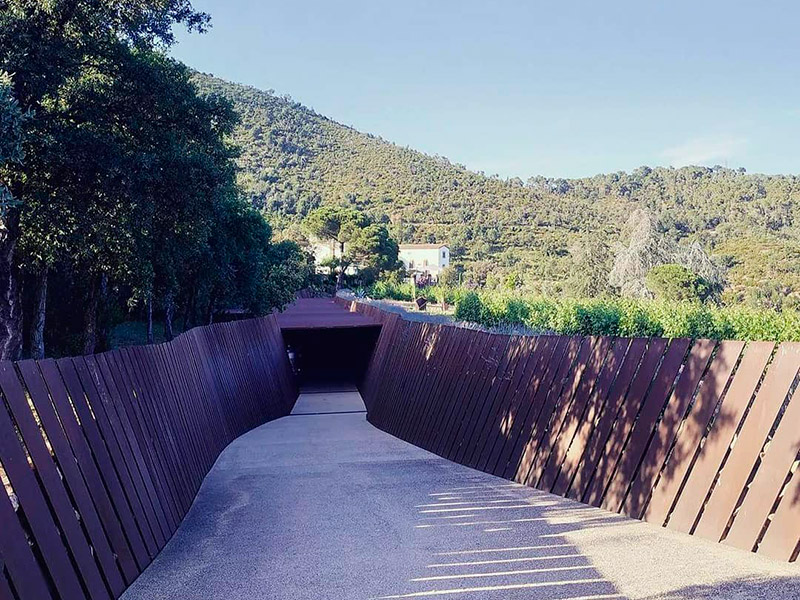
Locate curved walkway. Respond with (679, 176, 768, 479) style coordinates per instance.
(122, 392, 799, 600)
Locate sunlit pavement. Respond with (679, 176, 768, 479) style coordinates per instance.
(122, 392, 800, 600)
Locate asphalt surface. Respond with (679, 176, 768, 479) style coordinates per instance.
(122, 392, 800, 600)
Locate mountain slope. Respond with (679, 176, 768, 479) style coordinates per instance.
(192, 72, 800, 302)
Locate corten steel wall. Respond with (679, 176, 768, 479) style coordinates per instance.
(337, 297, 800, 562)
(0, 316, 296, 600)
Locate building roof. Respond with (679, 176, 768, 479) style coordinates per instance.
(399, 244, 448, 250)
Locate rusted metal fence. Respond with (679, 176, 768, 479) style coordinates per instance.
(0, 316, 296, 600)
(338, 297, 800, 562)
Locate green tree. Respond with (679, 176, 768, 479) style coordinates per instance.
(0, 71, 29, 358)
(646, 264, 710, 302)
(346, 223, 400, 286)
(0, 0, 209, 359)
(0, 71, 27, 216)
(304, 205, 399, 288)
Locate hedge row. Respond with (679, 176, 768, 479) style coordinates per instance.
(453, 292, 800, 342)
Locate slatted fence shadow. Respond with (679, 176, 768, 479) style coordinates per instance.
(338, 297, 800, 563)
(0, 315, 296, 600)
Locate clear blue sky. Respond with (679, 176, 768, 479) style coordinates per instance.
(171, 1, 800, 179)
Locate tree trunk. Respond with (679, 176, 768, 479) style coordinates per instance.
(206, 289, 217, 325)
(0, 220, 23, 361)
(183, 285, 195, 330)
(83, 275, 99, 355)
(96, 273, 109, 351)
(29, 268, 48, 360)
(163, 292, 174, 342)
(146, 294, 154, 344)
(335, 241, 346, 291)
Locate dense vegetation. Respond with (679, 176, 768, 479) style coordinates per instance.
(0, 2, 311, 359)
(365, 282, 800, 342)
(304, 205, 400, 289)
(192, 73, 800, 309)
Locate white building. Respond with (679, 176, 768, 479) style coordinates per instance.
(398, 244, 450, 279)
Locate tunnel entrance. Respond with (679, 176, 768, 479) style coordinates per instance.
(276, 298, 385, 392)
(282, 326, 381, 391)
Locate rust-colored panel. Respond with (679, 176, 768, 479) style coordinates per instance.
(645, 341, 744, 525)
(460, 334, 521, 466)
(569, 338, 647, 502)
(476, 336, 540, 472)
(602, 338, 691, 513)
(379, 320, 418, 432)
(443, 332, 500, 461)
(410, 326, 460, 448)
(72, 356, 159, 558)
(694, 343, 800, 543)
(428, 328, 479, 453)
(666, 341, 774, 533)
(103, 352, 180, 532)
(489, 336, 559, 476)
(553, 338, 630, 497)
(584, 338, 667, 507)
(0, 312, 297, 600)
(434, 329, 491, 458)
(724, 345, 800, 553)
(88, 355, 168, 549)
(525, 336, 595, 487)
(0, 570, 14, 600)
(513, 336, 582, 484)
(17, 359, 126, 595)
(760, 462, 800, 560)
(0, 484, 55, 600)
(470, 336, 536, 470)
(424, 326, 466, 448)
(403, 324, 447, 444)
(451, 334, 512, 464)
(498, 336, 569, 480)
(0, 366, 86, 600)
(386, 322, 428, 435)
(277, 298, 382, 329)
(623, 339, 716, 519)
(540, 337, 614, 492)
(39, 358, 140, 583)
(0, 363, 111, 600)
(126, 347, 192, 514)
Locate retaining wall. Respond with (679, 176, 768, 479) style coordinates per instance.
(0, 316, 296, 600)
(338, 297, 800, 562)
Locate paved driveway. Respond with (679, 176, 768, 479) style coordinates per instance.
(122, 392, 800, 600)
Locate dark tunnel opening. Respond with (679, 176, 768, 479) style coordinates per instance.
(282, 326, 381, 392)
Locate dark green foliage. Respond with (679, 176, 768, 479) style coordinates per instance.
(304, 205, 400, 287)
(646, 264, 711, 302)
(446, 291, 800, 342)
(192, 72, 800, 305)
(454, 292, 485, 324)
(0, 70, 28, 214)
(0, 1, 311, 358)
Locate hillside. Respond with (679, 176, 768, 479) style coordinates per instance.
(192, 72, 800, 304)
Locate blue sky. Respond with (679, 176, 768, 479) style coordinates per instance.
(171, 1, 800, 179)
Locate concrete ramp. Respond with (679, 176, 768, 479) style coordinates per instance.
(291, 390, 367, 414)
(121, 392, 799, 600)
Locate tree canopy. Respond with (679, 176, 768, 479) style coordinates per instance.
(303, 206, 400, 288)
(0, 1, 311, 359)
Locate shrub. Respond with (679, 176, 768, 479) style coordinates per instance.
(366, 282, 800, 342)
(454, 292, 487, 324)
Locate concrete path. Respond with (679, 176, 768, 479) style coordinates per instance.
(122, 392, 800, 600)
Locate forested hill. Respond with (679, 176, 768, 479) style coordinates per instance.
(192, 72, 800, 302)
